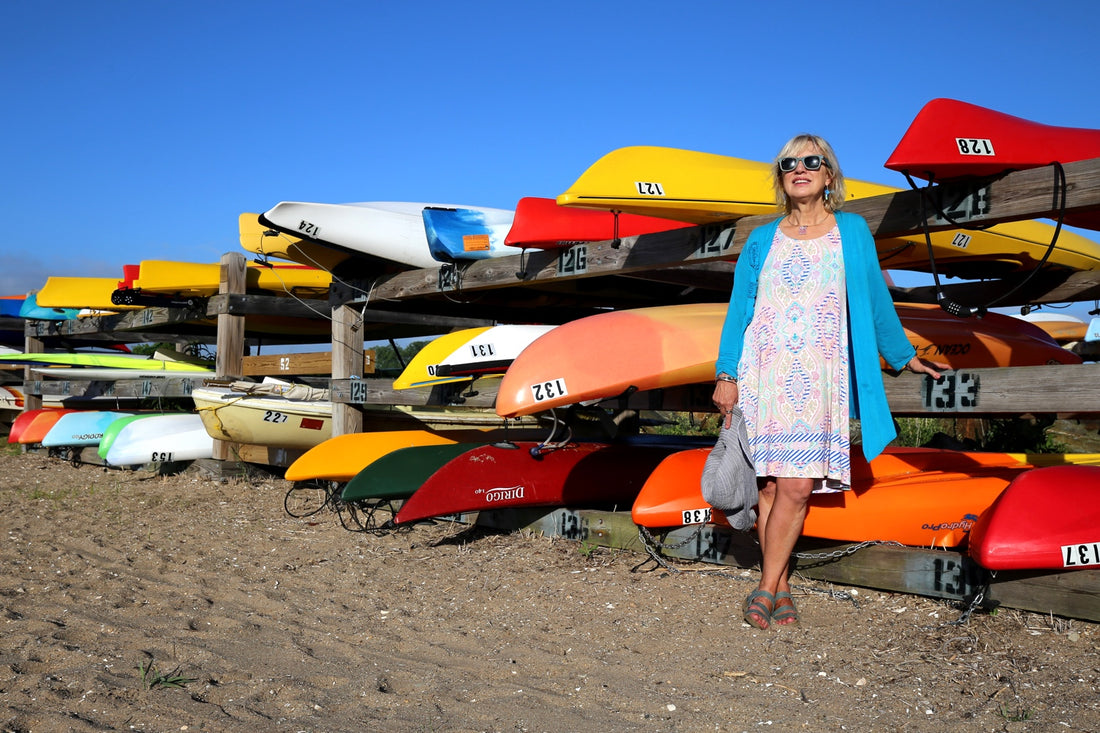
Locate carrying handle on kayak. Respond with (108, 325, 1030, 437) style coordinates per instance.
(903, 161, 1067, 317)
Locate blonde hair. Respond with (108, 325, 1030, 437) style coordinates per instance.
(772, 134, 847, 214)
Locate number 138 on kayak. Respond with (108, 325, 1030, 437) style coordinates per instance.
(530, 378, 569, 403)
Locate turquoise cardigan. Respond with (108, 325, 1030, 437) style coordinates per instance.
(714, 211, 915, 461)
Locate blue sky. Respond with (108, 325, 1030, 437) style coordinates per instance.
(3, 0, 1099, 322)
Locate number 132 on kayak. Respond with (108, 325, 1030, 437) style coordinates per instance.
(530, 378, 569, 403)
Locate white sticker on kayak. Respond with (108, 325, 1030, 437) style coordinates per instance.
(955, 138, 995, 156)
(681, 507, 712, 525)
(635, 181, 665, 196)
(1062, 542, 1100, 568)
(468, 342, 496, 359)
(530, 378, 568, 403)
(950, 232, 971, 249)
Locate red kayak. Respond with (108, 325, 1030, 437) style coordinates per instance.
(504, 196, 691, 250)
(968, 465, 1100, 570)
(885, 98, 1100, 230)
(17, 409, 81, 445)
(394, 439, 684, 524)
(8, 408, 73, 444)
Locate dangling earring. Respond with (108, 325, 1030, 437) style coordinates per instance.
(824, 186, 831, 203)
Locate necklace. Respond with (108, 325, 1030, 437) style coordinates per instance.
(788, 215, 828, 235)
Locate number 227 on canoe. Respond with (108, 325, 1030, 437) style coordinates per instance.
(530, 378, 568, 403)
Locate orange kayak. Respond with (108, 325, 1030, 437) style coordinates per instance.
(14, 409, 81, 445)
(631, 447, 1054, 548)
(496, 302, 1079, 418)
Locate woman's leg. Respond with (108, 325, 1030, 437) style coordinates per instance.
(750, 476, 813, 627)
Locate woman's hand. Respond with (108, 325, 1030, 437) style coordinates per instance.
(906, 355, 948, 381)
(712, 379, 739, 429)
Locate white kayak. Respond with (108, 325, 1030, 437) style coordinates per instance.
(433, 324, 556, 377)
(421, 206, 518, 262)
(258, 201, 512, 270)
(42, 410, 135, 447)
(104, 413, 214, 466)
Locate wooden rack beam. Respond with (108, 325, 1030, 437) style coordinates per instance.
(329, 363, 1100, 417)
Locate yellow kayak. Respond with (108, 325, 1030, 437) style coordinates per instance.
(129, 259, 331, 298)
(238, 212, 353, 272)
(35, 277, 138, 311)
(557, 146, 1100, 276)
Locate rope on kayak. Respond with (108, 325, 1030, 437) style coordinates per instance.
(903, 161, 1068, 318)
(529, 408, 574, 456)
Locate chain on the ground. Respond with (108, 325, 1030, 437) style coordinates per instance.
(634, 525, 858, 607)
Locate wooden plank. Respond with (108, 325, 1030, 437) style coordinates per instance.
(330, 365, 1100, 417)
(242, 350, 376, 376)
(206, 293, 330, 319)
(27, 376, 205, 400)
(882, 364, 1100, 416)
(892, 269, 1100, 308)
(981, 567, 1100, 620)
(25, 306, 210, 338)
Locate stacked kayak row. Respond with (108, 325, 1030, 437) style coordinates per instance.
(284, 426, 1100, 572)
(8, 408, 213, 466)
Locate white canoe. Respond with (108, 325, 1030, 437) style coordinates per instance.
(104, 414, 214, 466)
(258, 201, 512, 270)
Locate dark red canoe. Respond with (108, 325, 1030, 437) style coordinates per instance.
(393, 439, 684, 524)
(885, 98, 1100, 230)
(504, 196, 691, 250)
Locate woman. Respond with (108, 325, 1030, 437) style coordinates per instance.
(712, 134, 944, 630)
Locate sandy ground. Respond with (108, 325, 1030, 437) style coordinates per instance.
(1, 447, 1098, 732)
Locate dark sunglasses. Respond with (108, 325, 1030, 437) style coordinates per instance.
(778, 155, 830, 172)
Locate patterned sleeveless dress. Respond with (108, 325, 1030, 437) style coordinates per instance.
(737, 225, 851, 491)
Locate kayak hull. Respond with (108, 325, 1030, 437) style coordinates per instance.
(968, 465, 1100, 570)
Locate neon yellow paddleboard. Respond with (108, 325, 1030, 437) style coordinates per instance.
(557, 146, 1100, 276)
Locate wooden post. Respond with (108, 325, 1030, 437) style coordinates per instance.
(331, 303, 363, 436)
(213, 252, 246, 461)
(22, 332, 43, 413)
